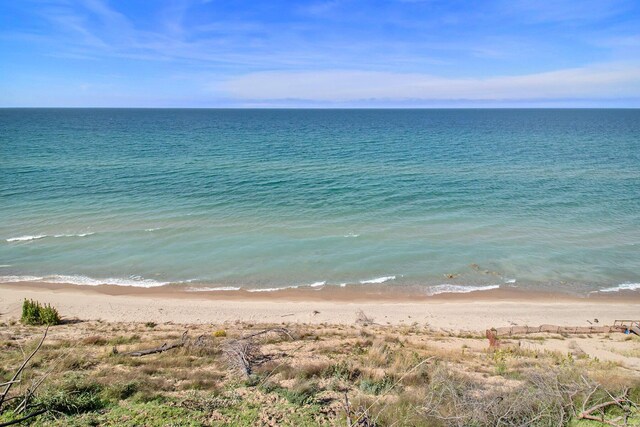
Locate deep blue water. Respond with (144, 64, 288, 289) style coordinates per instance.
(1, 109, 639, 295)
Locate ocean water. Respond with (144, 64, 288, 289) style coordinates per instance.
(1, 109, 639, 296)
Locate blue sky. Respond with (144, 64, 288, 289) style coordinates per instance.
(1, 0, 640, 107)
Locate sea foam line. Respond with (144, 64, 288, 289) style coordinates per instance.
(0, 274, 168, 288)
(360, 276, 396, 284)
(53, 233, 94, 238)
(186, 286, 241, 292)
(597, 283, 640, 293)
(247, 285, 300, 293)
(0, 275, 45, 282)
(426, 284, 500, 296)
(243, 281, 327, 292)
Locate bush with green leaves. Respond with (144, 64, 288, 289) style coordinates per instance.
(21, 299, 61, 325)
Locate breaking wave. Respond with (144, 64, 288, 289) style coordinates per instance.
(426, 284, 500, 296)
(0, 274, 168, 288)
(360, 276, 396, 284)
(597, 283, 640, 293)
(6, 233, 94, 242)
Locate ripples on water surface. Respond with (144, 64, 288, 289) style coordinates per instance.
(1, 109, 638, 295)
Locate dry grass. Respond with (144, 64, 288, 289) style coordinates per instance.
(0, 320, 639, 426)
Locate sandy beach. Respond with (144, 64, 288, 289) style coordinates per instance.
(2, 281, 638, 331)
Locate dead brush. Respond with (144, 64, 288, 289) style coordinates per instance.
(222, 328, 294, 378)
(222, 339, 261, 378)
(355, 310, 374, 326)
(420, 363, 639, 427)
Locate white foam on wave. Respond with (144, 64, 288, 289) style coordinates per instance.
(426, 284, 500, 296)
(187, 286, 241, 292)
(0, 275, 45, 282)
(46, 275, 169, 288)
(145, 228, 161, 232)
(0, 274, 168, 288)
(360, 276, 396, 284)
(597, 283, 640, 293)
(245, 281, 327, 292)
(6, 235, 47, 242)
(505, 278, 516, 284)
(308, 281, 326, 288)
(53, 233, 95, 238)
(344, 233, 360, 238)
(247, 285, 300, 293)
(0, 265, 11, 268)
(6, 233, 94, 242)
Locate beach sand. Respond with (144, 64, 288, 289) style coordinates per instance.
(1, 281, 638, 332)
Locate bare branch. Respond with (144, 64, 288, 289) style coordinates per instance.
(0, 326, 48, 410)
(0, 408, 47, 427)
(122, 331, 188, 357)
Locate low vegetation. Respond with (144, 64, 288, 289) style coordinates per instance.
(0, 316, 639, 426)
(20, 299, 61, 326)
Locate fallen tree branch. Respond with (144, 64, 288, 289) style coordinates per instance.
(578, 413, 624, 427)
(577, 390, 630, 427)
(122, 331, 187, 357)
(0, 327, 48, 410)
(0, 408, 48, 427)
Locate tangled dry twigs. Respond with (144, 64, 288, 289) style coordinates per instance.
(222, 328, 295, 378)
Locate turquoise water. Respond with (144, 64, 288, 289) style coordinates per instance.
(1, 109, 639, 295)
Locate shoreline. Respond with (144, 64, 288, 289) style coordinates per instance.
(3, 279, 640, 302)
(2, 281, 639, 331)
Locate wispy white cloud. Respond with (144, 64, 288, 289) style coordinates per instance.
(218, 62, 640, 101)
(2, 0, 640, 106)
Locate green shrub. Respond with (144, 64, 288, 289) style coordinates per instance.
(21, 299, 61, 325)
